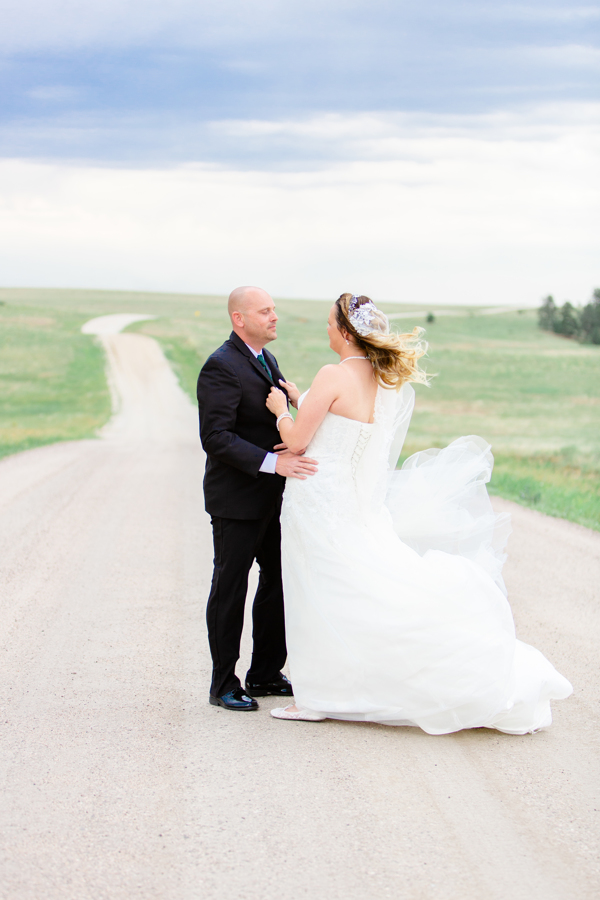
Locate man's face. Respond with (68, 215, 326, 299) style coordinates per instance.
(232, 291, 278, 347)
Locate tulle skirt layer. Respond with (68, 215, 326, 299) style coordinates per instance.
(281, 436, 572, 735)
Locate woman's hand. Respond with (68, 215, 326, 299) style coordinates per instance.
(266, 386, 288, 417)
(278, 378, 301, 408)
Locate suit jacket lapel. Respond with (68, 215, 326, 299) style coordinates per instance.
(263, 349, 289, 405)
(229, 331, 276, 386)
(264, 347, 284, 390)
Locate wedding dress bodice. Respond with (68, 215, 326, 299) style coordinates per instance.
(304, 410, 374, 475)
(292, 401, 372, 487)
(283, 391, 382, 528)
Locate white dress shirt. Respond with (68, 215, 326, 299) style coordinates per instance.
(245, 343, 278, 475)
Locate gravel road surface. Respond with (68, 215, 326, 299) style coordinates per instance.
(0, 318, 598, 900)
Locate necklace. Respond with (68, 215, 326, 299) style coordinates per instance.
(340, 356, 369, 363)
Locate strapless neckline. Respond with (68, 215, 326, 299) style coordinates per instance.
(297, 389, 376, 427)
(326, 411, 375, 427)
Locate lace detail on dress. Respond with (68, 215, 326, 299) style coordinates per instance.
(373, 386, 387, 429)
(351, 427, 372, 477)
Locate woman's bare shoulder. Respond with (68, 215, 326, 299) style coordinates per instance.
(313, 363, 343, 383)
(304, 363, 345, 400)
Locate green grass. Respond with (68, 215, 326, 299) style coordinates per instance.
(0, 286, 236, 459)
(2, 287, 599, 531)
(0, 302, 112, 459)
(400, 310, 600, 531)
(491, 456, 600, 531)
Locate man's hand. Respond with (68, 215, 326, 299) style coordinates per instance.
(275, 450, 318, 479)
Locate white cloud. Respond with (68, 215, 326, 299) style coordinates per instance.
(522, 44, 600, 70)
(208, 103, 600, 162)
(0, 105, 597, 306)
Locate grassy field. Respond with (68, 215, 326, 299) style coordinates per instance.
(404, 311, 600, 530)
(1, 287, 599, 531)
(0, 287, 227, 459)
(0, 300, 112, 459)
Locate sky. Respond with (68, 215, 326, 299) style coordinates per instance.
(1, 0, 599, 305)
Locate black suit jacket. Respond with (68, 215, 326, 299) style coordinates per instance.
(197, 332, 287, 519)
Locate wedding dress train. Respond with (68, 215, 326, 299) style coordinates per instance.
(280, 385, 572, 734)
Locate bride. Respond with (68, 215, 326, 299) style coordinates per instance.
(265, 293, 572, 734)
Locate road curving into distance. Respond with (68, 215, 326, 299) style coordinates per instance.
(0, 314, 598, 900)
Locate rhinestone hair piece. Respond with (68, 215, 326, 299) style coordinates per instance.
(348, 295, 389, 337)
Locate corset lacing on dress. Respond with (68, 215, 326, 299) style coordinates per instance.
(350, 427, 372, 478)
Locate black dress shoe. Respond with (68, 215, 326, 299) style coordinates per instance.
(245, 673, 293, 698)
(209, 688, 259, 711)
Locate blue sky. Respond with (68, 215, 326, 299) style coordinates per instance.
(0, 0, 598, 302)
(3, 0, 599, 163)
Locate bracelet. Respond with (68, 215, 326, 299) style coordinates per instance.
(276, 412, 294, 430)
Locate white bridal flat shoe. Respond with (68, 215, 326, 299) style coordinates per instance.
(270, 705, 326, 721)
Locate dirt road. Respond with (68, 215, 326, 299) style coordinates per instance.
(0, 318, 598, 900)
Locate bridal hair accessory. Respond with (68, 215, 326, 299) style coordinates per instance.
(348, 295, 390, 337)
(276, 412, 293, 430)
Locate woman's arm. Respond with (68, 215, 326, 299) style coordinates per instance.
(277, 377, 301, 408)
(266, 365, 344, 453)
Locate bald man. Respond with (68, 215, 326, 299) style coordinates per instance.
(197, 287, 318, 711)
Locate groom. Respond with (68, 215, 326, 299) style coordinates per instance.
(197, 286, 318, 711)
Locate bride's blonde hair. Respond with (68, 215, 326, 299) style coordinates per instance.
(335, 293, 430, 390)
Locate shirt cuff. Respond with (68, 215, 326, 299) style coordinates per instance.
(259, 452, 278, 474)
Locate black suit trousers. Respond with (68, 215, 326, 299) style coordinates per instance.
(207, 508, 287, 698)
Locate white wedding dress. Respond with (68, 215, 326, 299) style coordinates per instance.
(281, 384, 572, 734)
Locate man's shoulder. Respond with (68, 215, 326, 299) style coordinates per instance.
(202, 338, 240, 372)
(197, 342, 243, 403)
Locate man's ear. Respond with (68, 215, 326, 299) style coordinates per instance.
(231, 311, 244, 328)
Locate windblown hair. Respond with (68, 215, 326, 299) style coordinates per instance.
(335, 293, 430, 390)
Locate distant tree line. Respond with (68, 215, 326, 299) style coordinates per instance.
(538, 289, 600, 344)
